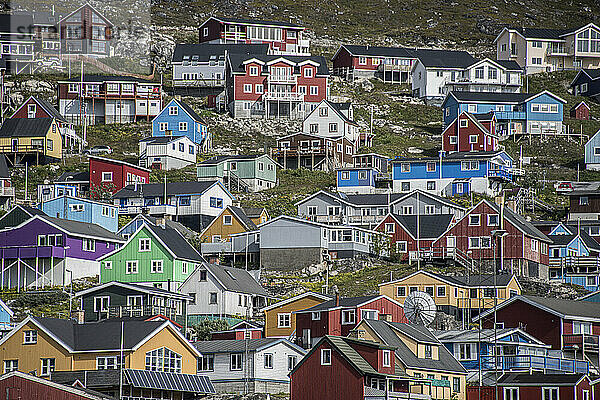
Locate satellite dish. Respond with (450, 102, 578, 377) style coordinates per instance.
(403, 291, 437, 326)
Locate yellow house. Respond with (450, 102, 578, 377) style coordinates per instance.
(242, 206, 269, 225)
(200, 205, 257, 243)
(352, 319, 468, 400)
(0, 117, 63, 165)
(0, 316, 201, 376)
(262, 291, 332, 338)
(379, 270, 521, 322)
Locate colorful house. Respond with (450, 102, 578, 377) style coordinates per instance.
(197, 154, 278, 192)
(57, 3, 112, 57)
(39, 195, 119, 232)
(302, 99, 360, 144)
(151, 98, 210, 150)
(496, 373, 594, 400)
(198, 16, 310, 56)
(0, 117, 62, 165)
(571, 69, 600, 100)
(442, 112, 499, 153)
(379, 270, 522, 322)
(210, 320, 263, 340)
(0, 154, 13, 209)
(89, 156, 150, 197)
(0, 371, 114, 400)
(274, 132, 354, 171)
(139, 135, 197, 171)
(0, 204, 46, 229)
(442, 90, 567, 137)
(336, 167, 382, 194)
(294, 294, 407, 348)
(98, 219, 205, 291)
(391, 150, 516, 197)
(353, 319, 468, 400)
(570, 101, 591, 120)
(0, 298, 14, 334)
(241, 207, 269, 225)
(584, 129, 600, 170)
(199, 205, 257, 256)
(289, 335, 414, 400)
(0, 214, 124, 289)
(262, 291, 333, 338)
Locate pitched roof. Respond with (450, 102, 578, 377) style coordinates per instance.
(448, 91, 531, 104)
(65, 75, 157, 84)
(140, 135, 186, 144)
(392, 214, 454, 239)
(381, 270, 518, 288)
(88, 156, 150, 172)
(485, 200, 551, 242)
(144, 222, 204, 262)
(261, 291, 333, 312)
(241, 207, 267, 218)
(171, 99, 205, 123)
(34, 97, 67, 122)
(0, 117, 53, 138)
(497, 372, 585, 386)
(580, 68, 600, 80)
(32, 215, 124, 242)
(323, 100, 356, 125)
(193, 337, 302, 353)
(0, 14, 33, 33)
(199, 154, 265, 165)
(124, 214, 198, 240)
(298, 295, 382, 312)
(492, 59, 522, 70)
(548, 229, 600, 252)
(228, 53, 330, 76)
(204, 263, 269, 296)
(412, 48, 477, 69)
(338, 44, 416, 58)
(56, 170, 90, 183)
(433, 328, 547, 346)
(362, 319, 466, 373)
(512, 27, 570, 40)
(172, 43, 269, 63)
(208, 16, 304, 28)
(228, 206, 257, 231)
(112, 181, 224, 199)
(74, 281, 192, 300)
(0, 154, 8, 179)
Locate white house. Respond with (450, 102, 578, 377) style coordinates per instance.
(139, 135, 197, 170)
(301, 100, 360, 145)
(179, 262, 270, 318)
(444, 58, 523, 95)
(193, 338, 306, 394)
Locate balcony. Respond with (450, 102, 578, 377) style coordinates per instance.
(273, 146, 326, 157)
(549, 256, 600, 270)
(494, 111, 526, 120)
(263, 91, 304, 101)
(173, 78, 225, 87)
(311, 215, 343, 224)
(478, 355, 589, 374)
(118, 204, 177, 216)
(378, 63, 412, 72)
(546, 46, 572, 56)
(365, 387, 431, 399)
(268, 75, 297, 84)
(0, 144, 45, 154)
(564, 334, 600, 353)
(108, 305, 181, 322)
(347, 215, 385, 225)
(222, 32, 247, 41)
(488, 169, 513, 181)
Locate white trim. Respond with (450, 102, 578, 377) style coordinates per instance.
(88, 155, 151, 172)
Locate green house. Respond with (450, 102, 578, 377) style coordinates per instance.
(98, 219, 204, 291)
(197, 154, 277, 192)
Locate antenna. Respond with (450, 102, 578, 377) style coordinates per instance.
(403, 291, 436, 326)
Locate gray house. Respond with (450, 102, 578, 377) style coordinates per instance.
(585, 129, 600, 171)
(172, 43, 269, 89)
(295, 189, 466, 229)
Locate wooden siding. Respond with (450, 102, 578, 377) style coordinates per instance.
(0, 375, 101, 400)
(129, 326, 197, 374)
(0, 119, 63, 160)
(443, 114, 498, 153)
(264, 295, 329, 338)
(569, 193, 600, 214)
(200, 208, 253, 243)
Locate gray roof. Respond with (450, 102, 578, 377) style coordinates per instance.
(0, 154, 8, 179)
(433, 328, 527, 343)
(393, 214, 454, 239)
(129, 214, 198, 239)
(299, 295, 381, 312)
(497, 372, 585, 386)
(580, 68, 600, 80)
(34, 317, 165, 351)
(228, 206, 257, 231)
(344, 193, 403, 206)
(172, 43, 269, 63)
(30, 96, 67, 122)
(394, 150, 509, 163)
(384, 321, 438, 344)
(517, 295, 600, 319)
(228, 53, 330, 76)
(193, 337, 291, 353)
(324, 100, 356, 125)
(486, 201, 551, 242)
(448, 91, 531, 104)
(199, 154, 264, 165)
(548, 230, 600, 252)
(145, 222, 204, 262)
(339, 44, 416, 58)
(173, 99, 205, 123)
(512, 27, 570, 40)
(412, 48, 477, 69)
(209, 16, 304, 28)
(75, 281, 192, 300)
(140, 135, 185, 144)
(42, 215, 124, 242)
(66, 75, 157, 84)
(241, 207, 266, 218)
(205, 263, 269, 296)
(363, 319, 466, 373)
(0, 118, 53, 138)
(493, 59, 522, 70)
(56, 170, 89, 183)
(428, 271, 516, 287)
(112, 181, 221, 199)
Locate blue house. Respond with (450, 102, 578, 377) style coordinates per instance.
(584, 129, 600, 171)
(152, 99, 211, 151)
(391, 150, 516, 197)
(434, 328, 589, 382)
(39, 195, 119, 233)
(0, 299, 14, 335)
(547, 222, 600, 291)
(336, 167, 382, 194)
(442, 91, 566, 137)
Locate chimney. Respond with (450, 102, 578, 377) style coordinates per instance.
(74, 310, 85, 324)
(156, 216, 166, 229)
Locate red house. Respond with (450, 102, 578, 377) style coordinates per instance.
(442, 112, 498, 153)
(210, 320, 263, 340)
(475, 295, 600, 370)
(58, 4, 113, 57)
(290, 335, 411, 400)
(375, 213, 455, 260)
(198, 16, 309, 56)
(496, 372, 593, 400)
(89, 156, 149, 197)
(431, 200, 551, 279)
(570, 101, 590, 120)
(226, 53, 329, 120)
(294, 295, 407, 349)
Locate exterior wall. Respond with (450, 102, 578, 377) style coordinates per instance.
(572, 73, 600, 98)
(260, 247, 324, 270)
(59, 5, 112, 57)
(197, 156, 277, 191)
(391, 193, 465, 218)
(524, 93, 564, 134)
(40, 197, 118, 232)
(151, 100, 209, 145)
(443, 115, 498, 153)
(276, 134, 353, 171)
(337, 169, 376, 193)
(568, 194, 600, 219)
(290, 340, 365, 400)
(375, 215, 433, 259)
(585, 132, 600, 169)
(302, 102, 358, 143)
(89, 158, 149, 194)
(496, 30, 527, 68)
(129, 327, 197, 373)
(12, 98, 54, 119)
(0, 119, 63, 162)
(200, 207, 252, 243)
(140, 136, 197, 170)
(264, 295, 329, 338)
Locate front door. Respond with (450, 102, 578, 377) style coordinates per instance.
(302, 329, 311, 349)
(11, 139, 18, 152)
(446, 236, 456, 257)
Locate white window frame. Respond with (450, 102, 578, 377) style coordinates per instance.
(151, 259, 163, 273)
(139, 238, 151, 252)
(341, 309, 356, 325)
(126, 260, 139, 274)
(321, 349, 332, 365)
(277, 313, 291, 328)
(469, 214, 480, 226)
(101, 172, 113, 182)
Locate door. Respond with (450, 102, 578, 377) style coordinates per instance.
(446, 236, 456, 257)
(127, 295, 143, 315)
(11, 139, 18, 152)
(302, 329, 311, 349)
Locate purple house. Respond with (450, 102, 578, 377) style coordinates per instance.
(0, 215, 125, 290)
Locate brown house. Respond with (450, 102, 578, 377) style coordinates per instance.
(262, 291, 332, 338)
(274, 132, 354, 171)
(58, 4, 112, 57)
(570, 101, 590, 120)
(442, 112, 499, 153)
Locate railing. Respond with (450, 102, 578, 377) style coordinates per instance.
(564, 334, 600, 353)
(222, 32, 247, 41)
(378, 64, 412, 72)
(494, 111, 526, 120)
(412, 247, 481, 274)
(263, 91, 304, 101)
(488, 169, 513, 181)
(272, 147, 327, 157)
(108, 305, 180, 320)
(364, 387, 431, 399)
(347, 215, 384, 225)
(268, 75, 297, 84)
(510, 168, 525, 176)
(478, 355, 589, 374)
(173, 78, 225, 87)
(0, 144, 44, 153)
(312, 215, 343, 224)
(118, 204, 177, 215)
(546, 46, 572, 56)
(549, 256, 600, 271)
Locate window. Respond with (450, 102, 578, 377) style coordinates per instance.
(312, 312, 321, 320)
(426, 162, 436, 172)
(69, 204, 84, 212)
(103, 261, 112, 270)
(488, 67, 498, 80)
(24, 330, 37, 344)
(382, 350, 391, 367)
(82, 238, 95, 252)
(488, 214, 499, 226)
(437, 286, 446, 297)
(94, 296, 109, 312)
(321, 349, 332, 365)
(424, 205, 436, 215)
(264, 353, 273, 369)
(304, 67, 314, 78)
(341, 309, 356, 325)
(532, 57, 542, 65)
(255, 84, 264, 94)
(179, 122, 188, 131)
(453, 377, 461, 393)
(139, 238, 151, 252)
(126, 261, 138, 274)
(458, 343, 474, 360)
(483, 288, 496, 297)
(230, 353, 243, 370)
(3, 360, 17, 373)
(40, 358, 55, 376)
(469, 215, 480, 226)
(409, 286, 418, 294)
(223, 215, 233, 225)
(385, 223, 395, 233)
(151, 260, 163, 273)
(169, 106, 178, 115)
(401, 163, 410, 173)
(424, 344, 432, 359)
(209, 292, 218, 304)
(179, 196, 191, 206)
(468, 104, 477, 113)
(427, 181, 436, 191)
(460, 119, 468, 128)
(101, 172, 113, 182)
(362, 309, 378, 320)
(461, 160, 479, 170)
(258, 162, 264, 171)
(425, 286, 434, 296)
(469, 237, 481, 249)
(359, 57, 367, 65)
(475, 67, 484, 79)
(288, 355, 298, 371)
(581, 83, 588, 93)
(469, 135, 478, 143)
(249, 66, 259, 76)
(341, 171, 350, 180)
(243, 84, 252, 93)
(198, 355, 214, 372)
(278, 313, 291, 328)
(580, 196, 589, 206)
(573, 321, 592, 334)
(401, 182, 411, 192)
(97, 356, 123, 370)
(210, 197, 223, 208)
(504, 388, 519, 400)
(310, 86, 318, 96)
(397, 286, 406, 297)
(397, 241, 408, 253)
(542, 388, 559, 400)
(189, 145, 195, 155)
(203, 26, 209, 37)
(329, 123, 338, 132)
(145, 347, 182, 373)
